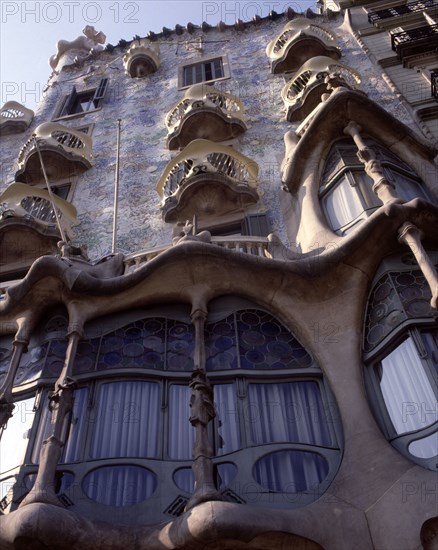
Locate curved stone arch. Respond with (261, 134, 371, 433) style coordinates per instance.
(281, 88, 437, 252)
(362, 251, 438, 472)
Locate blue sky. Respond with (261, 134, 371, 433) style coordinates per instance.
(1, 1, 314, 110)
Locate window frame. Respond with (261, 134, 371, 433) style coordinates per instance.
(320, 138, 428, 235)
(363, 254, 438, 471)
(178, 55, 231, 90)
(53, 79, 108, 121)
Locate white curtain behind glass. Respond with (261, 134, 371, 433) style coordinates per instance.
(84, 465, 156, 506)
(323, 175, 364, 231)
(380, 337, 438, 434)
(1, 397, 35, 473)
(168, 385, 195, 460)
(253, 450, 328, 493)
(214, 384, 240, 455)
(248, 382, 332, 446)
(90, 381, 160, 459)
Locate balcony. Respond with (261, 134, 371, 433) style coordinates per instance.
(0, 183, 77, 279)
(156, 139, 259, 223)
(124, 236, 271, 272)
(123, 40, 160, 78)
(391, 24, 438, 60)
(281, 57, 361, 122)
(15, 122, 93, 184)
(0, 101, 34, 135)
(0, 182, 78, 236)
(165, 84, 247, 150)
(266, 19, 341, 74)
(368, 0, 437, 24)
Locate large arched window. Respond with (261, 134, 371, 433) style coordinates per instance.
(320, 138, 428, 235)
(364, 253, 438, 470)
(0, 299, 342, 521)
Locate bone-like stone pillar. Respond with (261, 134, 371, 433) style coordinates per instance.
(344, 121, 399, 203)
(0, 315, 32, 430)
(20, 324, 82, 508)
(186, 308, 223, 510)
(398, 222, 438, 309)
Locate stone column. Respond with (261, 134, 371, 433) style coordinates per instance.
(0, 316, 32, 430)
(186, 308, 223, 509)
(343, 121, 399, 203)
(398, 222, 438, 309)
(0, 342, 28, 430)
(20, 323, 82, 508)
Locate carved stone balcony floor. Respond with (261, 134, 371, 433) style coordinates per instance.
(15, 122, 93, 184)
(0, 182, 78, 238)
(281, 57, 361, 122)
(123, 40, 160, 77)
(165, 84, 247, 150)
(266, 20, 341, 74)
(0, 101, 34, 135)
(156, 139, 259, 223)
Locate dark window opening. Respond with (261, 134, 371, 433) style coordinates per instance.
(57, 79, 108, 118)
(183, 58, 224, 87)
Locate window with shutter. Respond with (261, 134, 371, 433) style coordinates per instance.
(56, 79, 108, 119)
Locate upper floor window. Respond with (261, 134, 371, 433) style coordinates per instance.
(367, 0, 436, 24)
(178, 56, 230, 89)
(320, 138, 428, 235)
(364, 254, 438, 471)
(55, 79, 108, 119)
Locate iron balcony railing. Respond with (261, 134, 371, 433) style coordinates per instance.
(368, 0, 437, 24)
(432, 72, 438, 99)
(391, 24, 438, 55)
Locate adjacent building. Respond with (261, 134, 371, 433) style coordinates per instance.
(0, 2, 437, 549)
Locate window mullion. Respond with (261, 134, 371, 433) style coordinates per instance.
(411, 328, 428, 359)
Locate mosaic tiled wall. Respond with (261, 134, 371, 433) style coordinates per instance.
(0, 14, 413, 259)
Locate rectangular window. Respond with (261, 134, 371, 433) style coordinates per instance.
(55, 79, 108, 119)
(178, 56, 230, 89)
(204, 213, 270, 237)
